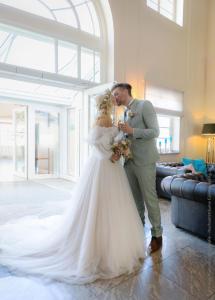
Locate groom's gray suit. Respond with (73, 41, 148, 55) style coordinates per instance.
(124, 99, 162, 237)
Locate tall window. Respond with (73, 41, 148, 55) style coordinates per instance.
(145, 84, 183, 154)
(146, 0, 184, 26)
(0, 1, 103, 85)
(0, 23, 101, 83)
(0, 1, 109, 180)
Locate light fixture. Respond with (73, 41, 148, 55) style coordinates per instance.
(202, 123, 215, 163)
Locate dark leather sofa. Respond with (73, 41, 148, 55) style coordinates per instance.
(156, 162, 185, 199)
(161, 173, 215, 243)
(156, 162, 215, 199)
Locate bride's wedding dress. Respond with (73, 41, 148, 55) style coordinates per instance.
(0, 126, 145, 284)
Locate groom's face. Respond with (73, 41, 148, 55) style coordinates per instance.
(112, 88, 128, 106)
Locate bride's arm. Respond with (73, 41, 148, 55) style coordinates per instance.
(86, 126, 103, 145)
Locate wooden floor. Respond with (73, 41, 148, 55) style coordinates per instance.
(0, 179, 215, 300)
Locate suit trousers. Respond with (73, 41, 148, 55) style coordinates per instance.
(124, 160, 163, 237)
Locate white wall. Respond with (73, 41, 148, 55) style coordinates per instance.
(205, 0, 215, 122)
(108, 0, 209, 161)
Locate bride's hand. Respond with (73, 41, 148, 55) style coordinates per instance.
(110, 153, 121, 163)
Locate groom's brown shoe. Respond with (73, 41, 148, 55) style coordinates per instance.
(148, 236, 162, 253)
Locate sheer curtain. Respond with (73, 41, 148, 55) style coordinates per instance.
(145, 83, 183, 114)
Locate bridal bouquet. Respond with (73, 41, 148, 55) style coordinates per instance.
(110, 139, 132, 162)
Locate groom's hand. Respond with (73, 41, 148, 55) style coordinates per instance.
(120, 122, 133, 135)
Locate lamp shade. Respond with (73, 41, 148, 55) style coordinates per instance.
(202, 123, 215, 135)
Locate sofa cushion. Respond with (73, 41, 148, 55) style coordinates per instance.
(193, 159, 207, 176)
(182, 157, 207, 176)
(182, 157, 193, 166)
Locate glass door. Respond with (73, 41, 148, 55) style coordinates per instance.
(13, 106, 28, 178)
(66, 92, 82, 180)
(35, 110, 59, 176)
(67, 108, 81, 178)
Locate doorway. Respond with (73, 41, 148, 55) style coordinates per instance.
(0, 103, 27, 181)
(34, 110, 59, 177)
(0, 102, 62, 182)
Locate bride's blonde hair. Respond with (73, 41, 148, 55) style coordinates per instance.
(95, 89, 113, 127)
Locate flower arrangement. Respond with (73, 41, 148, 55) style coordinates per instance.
(127, 110, 136, 118)
(110, 139, 132, 163)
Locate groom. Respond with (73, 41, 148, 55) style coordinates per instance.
(111, 83, 163, 253)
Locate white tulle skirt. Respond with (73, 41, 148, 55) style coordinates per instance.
(0, 153, 145, 284)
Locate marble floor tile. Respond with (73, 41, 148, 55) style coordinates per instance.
(0, 181, 71, 225)
(209, 292, 215, 300)
(0, 269, 196, 300)
(0, 275, 98, 300)
(106, 267, 196, 300)
(0, 180, 214, 299)
(33, 178, 76, 193)
(141, 229, 198, 271)
(184, 236, 215, 256)
(152, 246, 215, 299)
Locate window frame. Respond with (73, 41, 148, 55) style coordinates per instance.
(156, 112, 181, 154)
(146, 0, 184, 27)
(0, 2, 105, 87)
(0, 0, 101, 37)
(144, 84, 183, 155)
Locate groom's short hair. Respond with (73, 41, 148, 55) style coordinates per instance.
(111, 83, 132, 96)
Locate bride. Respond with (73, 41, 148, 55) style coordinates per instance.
(0, 90, 145, 285)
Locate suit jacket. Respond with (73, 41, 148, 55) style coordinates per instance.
(125, 99, 160, 166)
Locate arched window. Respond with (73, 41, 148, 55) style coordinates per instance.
(0, 0, 114, 180)
(0, 0, 100, 36)
(0, 1, 106, 86)
(0, 23, 101, 82)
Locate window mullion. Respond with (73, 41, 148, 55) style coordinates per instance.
(86, 2, 95, 36)
(78, 45, 81, 79)
(55, 40, 58, 74)
(146, 0, 183, 27)
(174, 0, 177, 22)
(169, 117, 173, 151)
(93, 51, 95, 82)
(158, 0, 161, 13)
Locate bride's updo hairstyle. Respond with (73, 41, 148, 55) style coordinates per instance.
(95, 89, 113, 127)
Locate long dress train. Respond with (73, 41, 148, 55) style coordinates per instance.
(0, 126, 145, 284)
